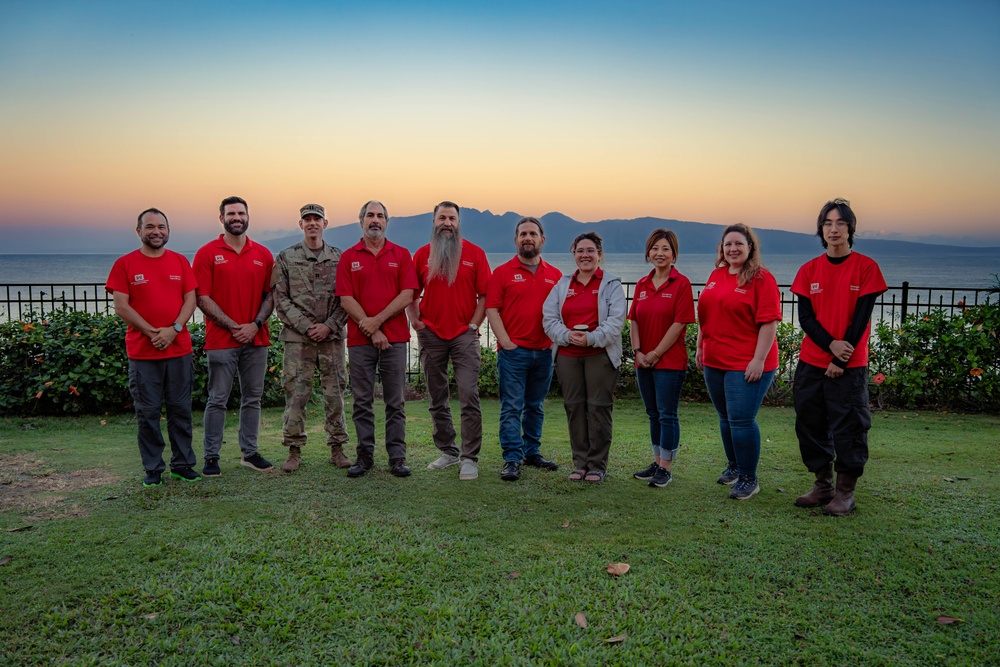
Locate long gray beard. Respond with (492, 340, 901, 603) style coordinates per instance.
(428, 228, 462, 285)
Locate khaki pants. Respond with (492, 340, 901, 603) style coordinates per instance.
(555, 352, 618, 472)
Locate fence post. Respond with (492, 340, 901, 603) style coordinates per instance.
(900, 281, 909, 322)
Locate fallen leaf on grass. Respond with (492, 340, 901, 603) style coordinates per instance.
(575, 612, 588, 628)
(507, 571, 520, 579)
(956, 477, 971, 481)
(775, 488, 788, 494)
(603, 634, 627, 644)
(794, 633, 806, 640)
(606, 563, 630, 576)
(143, 613, 160, 620)
(943, 477, 954, 483)
(230, 636, 240, 645)
(937, 616, 963, 625)
(0, 557, 11, 566)
(7, 525, 32, 532)
(562, 520, 571, 528)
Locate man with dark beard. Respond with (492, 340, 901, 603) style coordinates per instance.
(406, 202, 491, 481)
(485, 217, 563, 481)
(193, 196, 276, 476)
(335, 200, 418, 478)
(107, 208, 199, 487)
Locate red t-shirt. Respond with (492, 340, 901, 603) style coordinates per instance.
(559, 268, 603, 358)
(413, 239, 491, 340)
(335, 239, 419, 347)
(485, 257, 562, 350)
(791, 252, 887, 368)
(697, 267, 781, 372)
(627, 268, 695, 370)
(106, 249, 197, 360)
(193, 235, 274, 350)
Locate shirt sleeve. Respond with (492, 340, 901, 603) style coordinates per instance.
(193, 248, 213, 297)
(334, 252, 354, 297)
(475, 247, 491, 295)
(754, 271, 782, 323)
(675, 275, 696, 324)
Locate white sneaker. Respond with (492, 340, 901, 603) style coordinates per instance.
(459, 459, 478, 480)
(427, 453, 461, 470)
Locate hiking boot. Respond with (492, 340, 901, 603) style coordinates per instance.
(795, 463, 835, 507)
(241, 453, 273, 472)
(523, 454, 558, 471)
(142, 471, 162, 487)
(329, 445, 353, 469)
(427, 453, 461, 470)
(459, 459, 479, 481)
(282, 446, 301, 473)
(347, 454, 373, 478)
(500, 460, 521, 481)
(823, 473, 858, 516)
(729, 475, 759, 500)
(389, 458, 411, 477)
(649, 466, 673, 488)
(633, 461, 659, 481)
(201, 457, 221, 478)
(717, 464, 739, 485)
(170, 468, 201, 483)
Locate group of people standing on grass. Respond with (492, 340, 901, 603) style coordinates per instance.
(106, 196, 885, 516)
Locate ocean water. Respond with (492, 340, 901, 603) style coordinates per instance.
(2, 251, 996, 288)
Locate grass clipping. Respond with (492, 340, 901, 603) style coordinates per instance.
(0, 454, 119, 519)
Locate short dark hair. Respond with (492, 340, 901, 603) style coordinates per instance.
(644, 228, 678, 263)
(137, 208, 168, 228)
(816, 198, 857, 248)
(219, 196, 248, 216)
(515, 216, 544, 236)
(571, 231, 603, 254)
(359, 200, 388, 221)
(434, 201, 460, 217)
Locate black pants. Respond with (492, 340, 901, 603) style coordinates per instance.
(793, 361, 871, 477)
(128, 355, 196, 473)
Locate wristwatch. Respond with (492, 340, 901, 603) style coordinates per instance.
(253, 318, 264, 328)
(171, 323, 183, 333)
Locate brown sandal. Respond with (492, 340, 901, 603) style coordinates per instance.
(568, 469, 586, 481)
(584, 470, 606, 483)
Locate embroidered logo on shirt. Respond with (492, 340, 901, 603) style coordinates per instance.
(661, 292, 673, 298)
(351, 261, 362, 271)
(388, 262, 399, 268)
(810, 282, 822, 295)
(462, 260, 474, 267)
(705, 281, 716, 290)
(214, 255, 226, 264)
(132, 274, 148, 285)
(513, 274, 526, 283)
(567, 288, 576, 297)
(544, 278, 555, 284)
(850, 285, 860, 291)
(253, 260, 264, 267)
(637, 290, 647, 300)
(169, 275, 181, 281)
(734, 288, 747, 294)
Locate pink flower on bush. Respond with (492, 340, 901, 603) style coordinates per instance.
(970, 368, 984, 377)
(873, 373, 886, 385)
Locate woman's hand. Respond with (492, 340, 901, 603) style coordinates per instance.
(744, 358, 765, 382)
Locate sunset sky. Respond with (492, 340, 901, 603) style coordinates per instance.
(1, 0, 998, 245)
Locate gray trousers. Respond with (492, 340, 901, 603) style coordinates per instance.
(348, 342, 407, 462)
(418, 329, 482, 462)
(204, 345, 268, 459)
(555, 352, 619, 472)
(128, 355, 196, 473)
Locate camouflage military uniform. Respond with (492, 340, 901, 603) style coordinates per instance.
(272, 242, 349, 449)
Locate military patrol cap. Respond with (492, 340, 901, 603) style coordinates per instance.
(300, 203, 325, 219)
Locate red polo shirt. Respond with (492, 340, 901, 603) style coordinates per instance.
(335, 238, 419, 347)
(486, 256, 562, 350)
(106, 249, 197, 360)
(559, 268, 603, 358)
(193, 235, 274, 350)
(791, 252, 886, 368)
(413, 239, 491, 340)
(697, 267, 781, 372)
(627, 267, 695, 370)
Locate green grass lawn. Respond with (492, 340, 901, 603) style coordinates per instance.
(1, 399, 998, 666)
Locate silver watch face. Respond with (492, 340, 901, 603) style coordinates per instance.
(172, 323, 183, 333)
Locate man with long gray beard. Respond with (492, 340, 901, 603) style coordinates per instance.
(194, 196, 275, 476)
(406, 202, 491, 481)
(335, 200, 418, 478)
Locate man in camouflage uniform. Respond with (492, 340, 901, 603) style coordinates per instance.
(272, 203, 352, 472)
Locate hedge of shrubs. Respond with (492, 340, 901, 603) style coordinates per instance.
(0, 301, 996, 415)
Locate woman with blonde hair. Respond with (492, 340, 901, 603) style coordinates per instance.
(696, 223, 781, 500)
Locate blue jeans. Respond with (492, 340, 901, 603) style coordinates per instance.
(702, 366, 775, 479)
(636, 368, 686, 461)
(497, 346, 553, 462)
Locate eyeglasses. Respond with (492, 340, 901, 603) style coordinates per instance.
(573, 248, 599, 255)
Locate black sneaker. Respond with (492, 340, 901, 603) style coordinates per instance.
(202, 457, 221, 477)
(717, 464, 739, 485)
(240, 453, 273, 472)
(142, 471, 162, 487)
(500, 460, 521, 481)
(729, 476, 760, 500)
(633, 462, 659, 481)
(170, 468, 201, 483)
(649, 466, 672, 488)
(389, 458, 411, 478)
(523, 454, 559, 471)
(348, 455, 373, 478)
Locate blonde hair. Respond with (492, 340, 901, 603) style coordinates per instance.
(715, 223, 766, 286)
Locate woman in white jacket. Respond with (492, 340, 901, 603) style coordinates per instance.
(542, 232, 626, 482)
